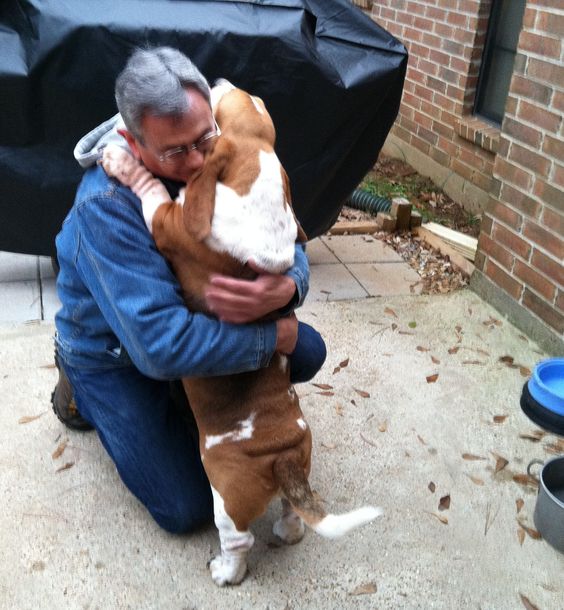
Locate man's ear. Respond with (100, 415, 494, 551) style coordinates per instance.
(117, 128, 141, 160)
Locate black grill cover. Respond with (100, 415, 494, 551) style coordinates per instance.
(0, 0, 407, 256)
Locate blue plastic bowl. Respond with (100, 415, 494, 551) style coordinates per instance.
(528, 358, 564, 416)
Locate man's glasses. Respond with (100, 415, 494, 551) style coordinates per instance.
(157, 120, 221, 163)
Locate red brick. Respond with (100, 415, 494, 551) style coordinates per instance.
(397, 11, 415, 26)
(481, 214, 493, 237)
(472, 171, 493, 192)
(451, 158, 475, 181)
(510, 75, 553, 105)
(494, 158, 534, 191)
(403, 26, 424, 43)
(411, 134, 430, 155)
(514, 260, 556, 301)
(553, 164, 564, 189)
(413, 83, 434, 103)
(487, 198, 522, 230)
(543, 135, 564, 160)
(522, 289, 564, 334)
(531, 248, 564, 286)
(426, 75, 446, 93)
(527, 57, 564, 87)
(519, 31, 561, 59)
(536, 10, 564, 37)
(509, 143, 552, 178)
(492, 224, 532, 260)
(499, 184, 542, 220)
(485, 259, 523, 300)
(523, 220, 564, 259)
(426, 6, 447, 20)
(474, 250, 486, 272)
(422, 32, 442, 48)
(517, 101, 562, 134)
(533, 180, 564, 213)
(553, 91, 564, 113)
(557, 290, 564, 314)
(406, 1, 426, 16)
(542, 207, 564, 237)
(478, 232, 514, 270)
(432, 120, 454, 138)
(503, 117, 543, 148)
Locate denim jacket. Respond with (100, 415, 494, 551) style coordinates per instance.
(55, 135, 309, 379)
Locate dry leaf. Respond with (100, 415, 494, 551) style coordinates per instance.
(417, 434, 427, 445)
(52, 440, 68, 460)
(519, 366, 531, 377)
(384, 307, 398, 318)
(545, 439, 564, 454)
(516, 499, 524, 514)
(467, 475, 485, 486)
(431, 356, 441, 364)
(426, 373, 439, 383)
(493, 415, 508, 423)
(321, 442, 337, 450)
(462, 360, 484, 365)
(18, 413, 45, 424)
(378, 421, 388, 433)
(491, 452, 509, 473)
(462, 453, 486, 461)
(448, 346, 459, 354)
(56, 462, 74, 473)
(517, 527, 526, 546)
(339, 358, 350, 368)
(519, 430, 545, 442)
(350, 399, 357, 406)
(349, 582, 377, 596)
(313, 383, 333, 390)
(519, 594, 540, 610)
(517, 520, 542, 540)
(354, 388, 370, 398)
(335, 404, 344, 416)
(428, 482, 436, 493)
(391, 323, 398, 331)
(499, 355, 515, 364)
(416, 346, 430, 352)
(513, 474, 538, 489)
(317, 391, 334, 397)
(40, 363, 57, 369)
(360, 433, 377, 447)
(332, 366, 341, 374)
(476, 348, 490, 356)
(455, 325, 462, 333)
(398, 330, 415, 336)
(426, 511, 448, 525)
(439, 495, 451, 511)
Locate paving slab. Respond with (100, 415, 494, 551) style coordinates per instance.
(305, 238, 340, 265)
(321, 234, 404, 263)
(346, 262, 423, 297)
(0, 252, 38, 282)
(0, 281, 42, 322)
(307, 263, 369, 302)
(2, 290, 563, 610)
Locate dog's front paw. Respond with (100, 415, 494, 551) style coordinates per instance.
(209, 555, 247, 586)
(100, 144, 139, 186)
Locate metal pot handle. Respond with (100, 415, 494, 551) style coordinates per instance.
(527, 459, 544, 482)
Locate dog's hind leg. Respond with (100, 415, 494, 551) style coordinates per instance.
(273, 497, 305, 544)
(209, 485, 255, 586)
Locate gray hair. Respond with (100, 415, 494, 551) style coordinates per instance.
(115, 46, 211, 143)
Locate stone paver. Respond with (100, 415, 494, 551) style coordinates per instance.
(321, 234, 403, 263)
(347, 262, 423, 296)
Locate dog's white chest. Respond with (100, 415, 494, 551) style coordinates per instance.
(205, 150, 297, 273)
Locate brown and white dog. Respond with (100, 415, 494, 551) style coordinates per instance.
(102, 80, 382, 586)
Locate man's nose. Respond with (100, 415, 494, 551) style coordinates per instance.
(186, 149, 205, 171)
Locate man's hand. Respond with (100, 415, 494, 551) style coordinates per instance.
(204, 260, 296, 324)
(275, 313, 298, 354)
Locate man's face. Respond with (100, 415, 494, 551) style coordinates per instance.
(121, 87, 214, 184)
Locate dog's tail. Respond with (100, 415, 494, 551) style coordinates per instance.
(273, 456, 383, 539)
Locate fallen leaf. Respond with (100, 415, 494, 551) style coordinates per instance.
(426, 511, 448, 525)
(462, 360, 485, 365)
(493, 415, 508, 423)
(313, 383, 333, 390)
(499, 355, 515, 364)
(428, 482, 436, 493)
(448, 346, 459, 354)
(18, 413, 45, 424)
(513, 474, 538, 489)
(519, 366, 531, 377)
(335, 404, 344, 416)
(544, 439, 564, 454)
(517, 527, 526, 546)
(349, 582, 377, 596)
(384, 307, 398, 318)
(519, 430, 546, 442)
(417, 434, 427, 445)
(516, 499, 524, 513)
(468, 475, 485, 486)
(462, 453, 486, 461)
(408, 321, 417, 328)
(52, 440, 68, 460)
(321, 442, 337, 450)
(426, 373, 439, 383)
(431, 356, 441, 364)
(350, 399, 357, 406)
(438, 494, 451, 511)
(476, 348, 490, 356)
(455, 325, 462, 333)
(517, 520, 542, 540)
(317, 391, 334, 397)
(378, 421, 388, 433)
(416, 346, 430, 352)
(332, 366, 341, 374)
(40, 363, 57, 369)
(354, 388, 370, 398)
(491, 452, 509, 473)
(398, 330, 415, 335)
(339, 358, 350, 368)
(56, 462, 74, 473)
(391, 323, 398, 331)
(360, 432, 377, 447)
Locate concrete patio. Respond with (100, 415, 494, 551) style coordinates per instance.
(1, 236, 563, 609)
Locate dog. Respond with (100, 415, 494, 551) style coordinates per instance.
(102, 80, 382, 586)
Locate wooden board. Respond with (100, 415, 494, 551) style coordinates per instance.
(423, 222, 478, 261)
(328, 221, 380, 235)
(415, 226, 476, 277)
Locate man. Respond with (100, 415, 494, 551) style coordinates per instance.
(52, 47, 326, 533)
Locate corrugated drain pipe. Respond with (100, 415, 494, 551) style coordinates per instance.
(345, 189, 392, 214)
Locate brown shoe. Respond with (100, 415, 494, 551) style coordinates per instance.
(51, 354, 94, 432)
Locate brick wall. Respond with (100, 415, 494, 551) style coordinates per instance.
(476, 1, 564, 338)
(362, 0, 563, 349)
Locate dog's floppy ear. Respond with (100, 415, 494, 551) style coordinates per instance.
(183, 136, 233, 241)
(280, 166, 308, 243)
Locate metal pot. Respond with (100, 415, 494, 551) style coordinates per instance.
(527, 456, 564, 554)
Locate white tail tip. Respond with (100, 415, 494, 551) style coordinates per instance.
(313, 506, 383, 539)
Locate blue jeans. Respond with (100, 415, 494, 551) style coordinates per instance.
(61, 321, 326, 533)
